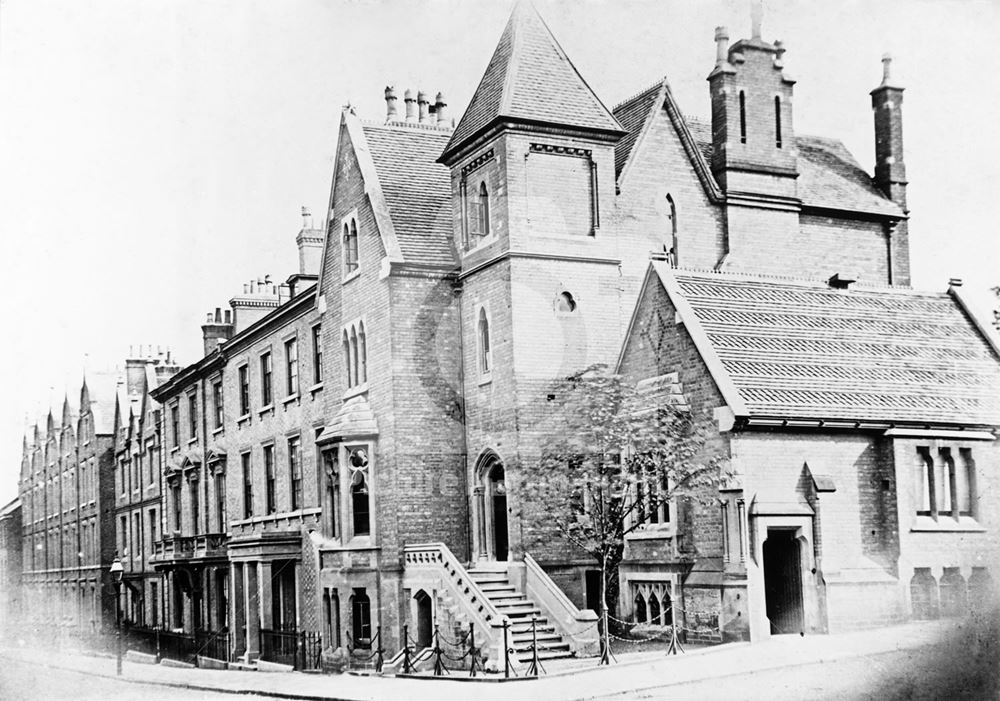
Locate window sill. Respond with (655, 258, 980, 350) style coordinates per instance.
(212, 426, 224, 437)
(169, 447, 180, 455)
(626, 526, 676, 541)
(462, 234, 499, 257)
(309, 382, 324, 395)
(342, 270, 361, 285)
(910, 515, 985, 533)
(343, 384, 369, 401)
(477, 374, 493, 387)
(282, 393, 300, 407)
(237, 413, 252, 428)
(186, 437, 198, 447)
(258, 404, 274, 418)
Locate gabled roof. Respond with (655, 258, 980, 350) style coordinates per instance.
(685, 118, 901, 218)
(612, 81, 664, 176)
(82, 370, 123, 435)
(611, 80, 902, 219)
(645, 262, 1000, 427)
(362, 123, 456, 266)
(441, 1, 623, 162)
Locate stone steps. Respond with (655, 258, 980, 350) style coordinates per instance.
(469, 566, 573, 663)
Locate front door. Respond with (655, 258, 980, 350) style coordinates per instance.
(763, 529, 804, 635)
(414, 590, 433, 649)
(489, 464, 509, 561)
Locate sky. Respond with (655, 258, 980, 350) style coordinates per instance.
(1, 0, 998, 505)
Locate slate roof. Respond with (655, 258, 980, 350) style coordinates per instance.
(361, 123, 457, 267)
(442, 1, 623, 161)
(685, 118, 901, 217)
(651, 262, 1000, 427)
(612, 81, 663, 176)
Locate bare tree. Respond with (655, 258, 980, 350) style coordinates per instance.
(527, 364, 722, 663)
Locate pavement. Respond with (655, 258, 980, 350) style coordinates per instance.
(0, 618, 986, 701)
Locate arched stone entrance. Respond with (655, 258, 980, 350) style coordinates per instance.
(414, 589, 433, 648)
(473, 451, 509, 561)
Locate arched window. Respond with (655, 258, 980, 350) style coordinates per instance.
(358, 322, 367, 384)
(774, 95, 782, 148)
(342, 331, 351, 388)
(739, 91, 747, 144)
(555, 292, 576, 313)
(344, 219, 359, 275)
(649, 592, 661, 625)
(349, 327, 359, 388)
(478, 308, 491, 374)
(349, 447, 370, 537)
(350, 588, 372, 646)
(478, 182, 490, 237)
(666, 194, 678, 263)
(633, 592, 647, 623)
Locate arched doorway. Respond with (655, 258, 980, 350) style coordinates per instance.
(763, 529, 804, 635)
(474, 451, 510, 561)
(490, 463, 509, 561)
(414, 590, 433, 649)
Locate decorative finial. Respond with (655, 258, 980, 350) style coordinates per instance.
(751, 0, 763, 40)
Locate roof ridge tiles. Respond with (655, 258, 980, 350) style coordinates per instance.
(611, 77, 666, 112)
(362, 119, 454, 134)
(672, 266, 942, 295)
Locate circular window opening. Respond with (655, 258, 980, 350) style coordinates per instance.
(555, 292, 577, 313)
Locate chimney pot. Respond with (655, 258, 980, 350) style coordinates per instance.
(384, 85, 398, 121)
(881, 53, 893, 85)
(404, 89, 416, 122)
(417, 89, 430, 124)
(301, 206, 312, 229)
(751, 0, 763, 40)
(949, 277, 963, 288)
(435, 92, 448, 124)
(714, 26, 729, 66)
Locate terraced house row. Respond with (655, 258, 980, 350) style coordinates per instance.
(10, 1, 1000, 670)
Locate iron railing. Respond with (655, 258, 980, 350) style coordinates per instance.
(260, 628, 323, 670)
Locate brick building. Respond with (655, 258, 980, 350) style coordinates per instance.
(0, 497, 22, 635)
(12, 0, 1000, 666)
(19, 371, 123, 634)
(112, 349, 179, 628)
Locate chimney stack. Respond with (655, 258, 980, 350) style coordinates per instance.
(871, 53, 910, 285)
(417, 90, 430, 124)
(404, 89, 416, 122)
(201, 306, 234, 357)
(296, 204, 324, 277)
(435, 92, 448, 125)
(384, 85, 398, 122)
(714, 26, 730, 68)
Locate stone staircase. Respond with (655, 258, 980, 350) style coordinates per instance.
(469, 566, 573, 663)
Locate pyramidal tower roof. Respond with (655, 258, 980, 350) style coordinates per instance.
(440, 1, 623, 163)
